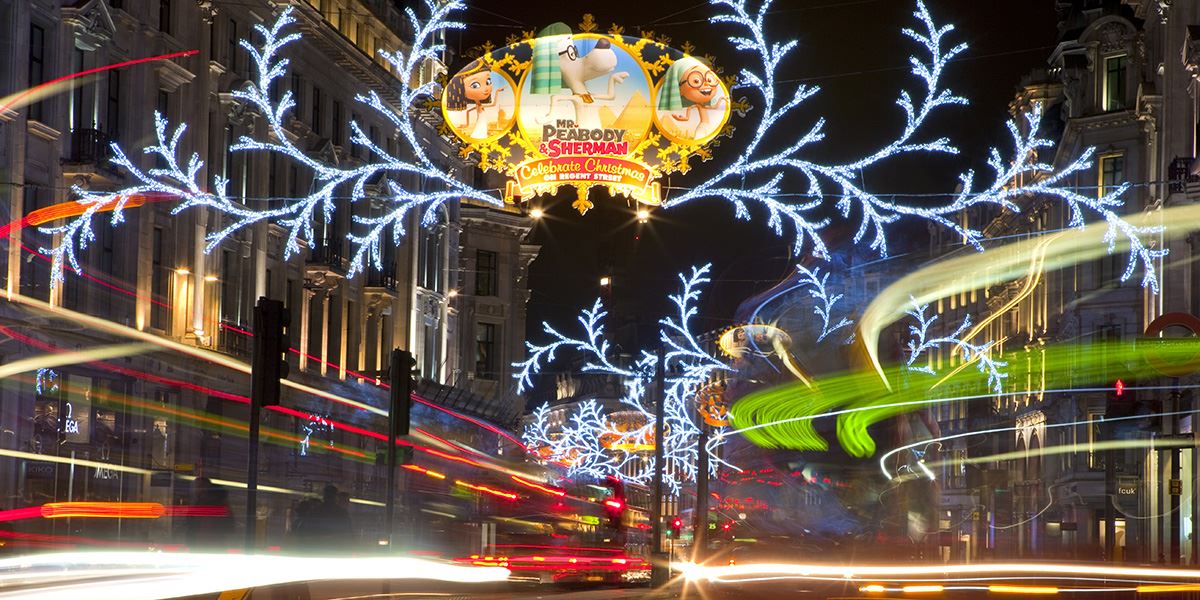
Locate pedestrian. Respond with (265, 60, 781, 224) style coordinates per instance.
(292, 498, 320, 549)
(187, 477, 234, 551)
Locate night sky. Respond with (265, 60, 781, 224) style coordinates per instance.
(448, 0, 1058, 383)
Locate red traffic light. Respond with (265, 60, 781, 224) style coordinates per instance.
(672, 518, 682, 528)
(722, 522, 732, 531)
(1115, 379, 1125, 397)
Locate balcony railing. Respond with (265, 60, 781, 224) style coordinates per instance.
(216, 321, 252, 358)
(364, 262, 397, 291)
(1169, 156, 1200, 194)
(67, 128, 114, 166)
(308, 238, 348, 273)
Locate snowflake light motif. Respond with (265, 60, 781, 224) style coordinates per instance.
(903, 298, 1007, 394)
(41, 2, 499, 286)
(517, 265, 736, 496)
(35, 368, 59, 396)
(299, 412, 335, 457)
(794, 265, 853, 344)
(40, 0, 1161, 293)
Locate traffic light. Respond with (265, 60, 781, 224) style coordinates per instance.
(601, 475, 625, 529)
(1109, 378, 1137, 418)
(251, 297, 290, 407)
(603, 498, 624, 529)
(390, 349, 417, 437)
(668, 517, 682, 537)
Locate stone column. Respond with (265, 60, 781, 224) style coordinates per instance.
(299, 286, 316, 371)
(1, 2, 30, 299)
(191, 208, 207, 344)
(336, 288, 348, 380)
(360, 304, 374, 374)
(320, 288, 331, 377)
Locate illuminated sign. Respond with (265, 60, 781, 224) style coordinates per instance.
(442, 18, 736, 214)
(62, 401, 81, 435)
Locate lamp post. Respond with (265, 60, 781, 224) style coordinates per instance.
(651, 343, 668, 586)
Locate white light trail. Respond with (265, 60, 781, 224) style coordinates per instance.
(675, 561, 1200, 583)
(0, 553, 508, 600)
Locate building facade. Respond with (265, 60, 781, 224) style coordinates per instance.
(924, 0, 1200, 564)
(0, 0, 537, 552)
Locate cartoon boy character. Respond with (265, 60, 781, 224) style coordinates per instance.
(530, 22, 628, 130)
(445, 59, 506, 139)
(657, 56, 727, 141)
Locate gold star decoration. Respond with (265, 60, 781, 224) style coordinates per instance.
(578, 13, 598, 33)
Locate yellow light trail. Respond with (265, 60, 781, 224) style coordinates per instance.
(858, 203, 1200, 389)
(674, 561, 1200, 582)
(1136, 584, 1200, 593)
(987, 584, 1058, 594)
(1, 291, 549, 482)
(922, 438, 1195, 470)
(0, 448, 361, 503)
(901, 584, 944, 593)
(0, 343, 157, 380)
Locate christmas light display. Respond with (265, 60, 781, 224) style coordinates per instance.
(661, 1, 1159, 292)
(902, 300, 1006, 394)
(794, 266, 852, 344)
(39, 0, 1157, 294)
(518, 265, 735, 495)
(299, 412, 335, 457)
(35, 368, 59, 396)
(41, 2, 499, 286)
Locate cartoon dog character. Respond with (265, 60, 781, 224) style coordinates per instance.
(530, 22, 628, 130)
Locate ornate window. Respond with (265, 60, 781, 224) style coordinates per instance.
(29, 24, 46, 122)
(475, 322, 497, 379)
(1103, 55, 1128, 111)
(475, 250, 497, 297)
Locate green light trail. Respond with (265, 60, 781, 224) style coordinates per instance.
(730, 339, 1200, 457)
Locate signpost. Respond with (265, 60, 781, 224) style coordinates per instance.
(651, 345, 668, 587)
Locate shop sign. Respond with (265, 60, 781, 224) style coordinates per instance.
(1140, 313, 1200, 377)
(26, 462, 55, 479)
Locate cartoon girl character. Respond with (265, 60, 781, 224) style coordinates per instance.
(657, 56, 727, 141)
(445, 59, 506, 139)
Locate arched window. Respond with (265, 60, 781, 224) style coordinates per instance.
(1028, 432, 1041, 481)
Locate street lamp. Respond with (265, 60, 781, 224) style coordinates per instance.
(599, 276, 611, 287)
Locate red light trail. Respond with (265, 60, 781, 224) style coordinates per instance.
(0, 51, 199, 114)
(510, 475, 566, 497)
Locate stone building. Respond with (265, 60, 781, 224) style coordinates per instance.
(925, 0, 1200, 564)
(0, 0, 537, 550)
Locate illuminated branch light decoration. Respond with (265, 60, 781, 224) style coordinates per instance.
(37, 0, 1158, 293)
(903, 299, 1007, 394)
(299, 412, 335, 457)
(660, 0, 1162, 291)
(35, 368, 59, 396)
(794, 265, 852, 344)
(40, 2, 499, 286)
(517, 265, 736, 495)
